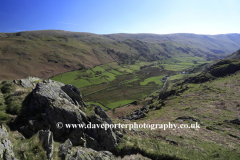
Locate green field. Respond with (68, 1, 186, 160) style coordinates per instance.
(168, 74, 186, 81)
(50, 57, 207, 110)
(107, 100, 135, 109)
(109, 69, 123, 75)
(85, 102, 108, 110)
(89, 77, 107, 84)
(102, 72, 116, 81)
(92, 66, 106, 72)
(140, 75, 164, 86)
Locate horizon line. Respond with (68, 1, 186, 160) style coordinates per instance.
(1, 29, 240, 36)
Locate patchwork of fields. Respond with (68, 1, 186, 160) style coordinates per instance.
(51, 57, 212, 110)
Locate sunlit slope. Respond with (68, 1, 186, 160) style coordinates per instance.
(226, 48, 240, 59)
(1, 30, 239, 80)
(105, 33, 240, 55)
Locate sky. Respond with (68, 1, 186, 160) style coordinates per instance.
(0, 0, 240, 35)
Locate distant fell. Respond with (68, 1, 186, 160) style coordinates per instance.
(1, 30, 240, 80)
(105, 33, 240, 55)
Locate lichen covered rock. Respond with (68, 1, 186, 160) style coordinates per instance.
(38, 130, 54, 159)
(58, 139, 117, 160)
(0, 125, 18, 160)
(16, 79, 120, 151)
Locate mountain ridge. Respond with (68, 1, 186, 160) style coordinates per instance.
(1, 30, 240, 80)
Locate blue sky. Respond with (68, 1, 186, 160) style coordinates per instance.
(0, 0, 240, 35)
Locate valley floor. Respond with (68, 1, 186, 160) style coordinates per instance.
(51, 58, 212, 110)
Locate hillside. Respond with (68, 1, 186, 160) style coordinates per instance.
(226, 48, 240, 59)
(1, 54, 240, 159)
(108, 56, 240, 159)
(105, 33, 240, 54)
(1, 30, 240, 80)
(184, 58, 240, 83)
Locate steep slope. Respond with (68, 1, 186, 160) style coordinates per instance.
(1, 30, 239, 80)
(113, 56, 240, 159)
(226, 48, 240, 59)
(185, 58, 240, 83)
(105, 33, 240, 55)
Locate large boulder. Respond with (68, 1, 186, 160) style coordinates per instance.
(0, 125, 18, 160)
(19, 80, 87, 145)
(17, 79, 120, 151)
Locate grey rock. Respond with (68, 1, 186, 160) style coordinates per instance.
(59, 145, 117, 160)
(38, 130, 54, 159)
(95, 150, 116, 160)
(17, 79, 120, 151)
(122, 106, 148, 121)
(20, 79, 33, 88)
(73, 149, 92, 160)
(0, 125, 9, 140)
(0, 125, 18, 160)
(95, 106, 113, 124)
(61, 84, 87, 108)
(0, 139, 17, 160)
(86, 115, 117, 151)
(175, 116, 200, 122)
(19, 80, 87, 144)
(13, 76, 41, 88)
(58, 139, 73, 160)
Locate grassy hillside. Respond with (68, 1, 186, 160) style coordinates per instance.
(226, 48, 240, 59)
(1, 43, 240, 159)
(105, 33, 240, 55)
(0, 30, 239, 80)
(108, 57, 240, 159)
(185, 58, 240, 83)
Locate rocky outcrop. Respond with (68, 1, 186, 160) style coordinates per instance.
(38, 130, 54, 160)
(86, 114, 117, 150)
(224, 119, 240, 125)
(175, 116, 200, 122)
(61, 84, 87, 108)
(58, 139, 73, 160)
(58, 139, 117, 160)
(122, 106, 149, 121)
(0, 125, 18, 160)
(16, 79, 120, 151)
(13, 76, 40, 88)
(94, 106, 113, 124)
